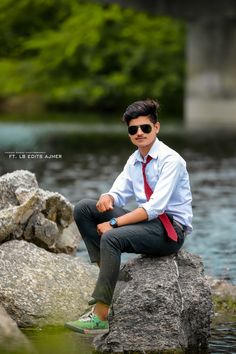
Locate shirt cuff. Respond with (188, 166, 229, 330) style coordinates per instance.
(140, 202, 159, 221)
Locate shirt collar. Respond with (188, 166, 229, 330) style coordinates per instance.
(133, 138, 160, 164)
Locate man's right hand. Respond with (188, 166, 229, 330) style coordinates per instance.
(96, 194, 114, 212)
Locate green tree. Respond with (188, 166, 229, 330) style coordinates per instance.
(0, 0, 185, 115)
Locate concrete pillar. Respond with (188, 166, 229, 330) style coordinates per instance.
(185, 18, 236, 129)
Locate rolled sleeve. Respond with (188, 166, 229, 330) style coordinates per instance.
(140, 157, 183, 221)
(140, 204, 158, 221)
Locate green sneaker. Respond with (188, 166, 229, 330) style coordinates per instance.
(65, 311, 109, 335)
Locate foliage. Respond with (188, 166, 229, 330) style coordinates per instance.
(213, 295, 236, 315)
(0, 0, 185, 115)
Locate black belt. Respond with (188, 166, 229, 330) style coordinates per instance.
(173, 220, 187, 233)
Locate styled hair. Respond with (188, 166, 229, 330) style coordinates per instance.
(122, 99, 160, 126)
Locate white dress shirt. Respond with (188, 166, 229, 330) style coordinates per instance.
(108, 138, 193, 233)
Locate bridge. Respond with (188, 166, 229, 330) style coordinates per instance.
(95, 0, 236, 128)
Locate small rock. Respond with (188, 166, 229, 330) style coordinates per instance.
(0, 170, 38, 210)
(0, 170, 80, 254)
(206, 275, 236, 298)
(57, 222, 82, 255)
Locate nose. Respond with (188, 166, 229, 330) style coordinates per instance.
(137, 126, 143, 134)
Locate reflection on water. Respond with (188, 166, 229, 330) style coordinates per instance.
(0, 121, 236, 353)
(210, 320, 236, 353)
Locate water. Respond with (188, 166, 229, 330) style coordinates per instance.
(210, 318, 236, 353)
(22, 322, 236, 354)
(0, 120, 236, 353)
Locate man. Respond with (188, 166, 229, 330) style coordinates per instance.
(65, 99, 193, 334)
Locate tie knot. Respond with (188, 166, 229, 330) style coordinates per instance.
(143, 155, 152, 167)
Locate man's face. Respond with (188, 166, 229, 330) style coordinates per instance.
(128, 115, 160, 150)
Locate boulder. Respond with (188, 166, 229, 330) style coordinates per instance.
(0, 170, 81, 254)
(0, 240, 98, 327)
(94, 250, 212, 353)
(0, 304, 32, 352)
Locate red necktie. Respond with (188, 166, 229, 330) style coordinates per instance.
(142, 156, 178, 242)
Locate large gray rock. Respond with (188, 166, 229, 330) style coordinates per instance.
(0, 170, 80, 254)
(94, 250, 212, 353)
(0, 240, 98, 327)
(0, 305, 33, 352)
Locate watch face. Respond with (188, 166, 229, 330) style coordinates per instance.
(110, 218, 117, 227)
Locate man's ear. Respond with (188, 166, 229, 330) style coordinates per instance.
(155, 122, 160, 134)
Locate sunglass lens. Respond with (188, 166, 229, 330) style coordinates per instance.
(128, 126, 138, 135)
(141, 124, 152, 133)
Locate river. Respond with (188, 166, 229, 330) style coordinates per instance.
(0, 119, 235, 353)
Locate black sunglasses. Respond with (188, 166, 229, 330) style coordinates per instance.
(128, 124, 152, 135)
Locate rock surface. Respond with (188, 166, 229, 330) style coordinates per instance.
(94, 250, 212, 353)
(0, 304, 32, 352)
(0, 170, 80, 254)
(206, 275, 236, 299)
(0, 169, 38, 209)
(0, 240, 98, 327)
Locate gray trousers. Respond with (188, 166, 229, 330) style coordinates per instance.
(73, 199, 185, 306)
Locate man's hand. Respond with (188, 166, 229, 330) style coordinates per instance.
(97, 222, 112, 237)
(96, 194, 114, 212)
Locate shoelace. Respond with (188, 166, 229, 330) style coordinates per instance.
(80, 312, 101, 329)
(80, 311, 94, 322)
(80, 306, 95, 319)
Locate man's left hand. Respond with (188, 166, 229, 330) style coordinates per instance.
(97, 222, 112, 237)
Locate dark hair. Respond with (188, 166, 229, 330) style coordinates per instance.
(122, 99, 160, 126)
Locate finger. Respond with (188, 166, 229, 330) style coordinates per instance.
(100, 205, 107, 212)
(103, 201, 113, 211)
(96, 202, 104, 212)
(97, 203, 108, 213)
(96, 201, 101, 208)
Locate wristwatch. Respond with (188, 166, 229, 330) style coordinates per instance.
(109, 218, 118, 228)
